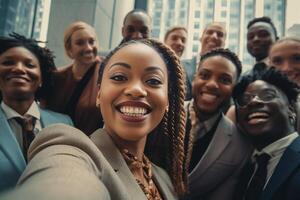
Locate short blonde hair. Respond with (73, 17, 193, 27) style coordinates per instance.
(63, 21, 99, 58)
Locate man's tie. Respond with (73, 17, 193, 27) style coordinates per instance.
(244, 153, 271, 200)
(15, 116, 36, 162)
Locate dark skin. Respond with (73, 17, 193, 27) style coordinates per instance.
(122, 12, 151, 42)
(0, 47, 42, 115)
(247, 22, 276, 62)
(236, 80, 295, 150)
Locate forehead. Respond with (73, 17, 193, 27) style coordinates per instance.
(200, 56, 237, 75)
(71, 28, 96, 40)
(248, 22, 274, 34)
(245, 80, 287, 99)
(0, 46, 39, 61)
(105, 43, 166, 70)
(204, 24, 226, 34)
(167, 29, 187, 38)
(124, 12, 150, 26)
(270, 40, 300, 55)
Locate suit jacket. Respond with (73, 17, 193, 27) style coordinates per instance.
(259, 136, 300, 200)
(0, 124, 177, 200)
(0, 108, 73, 192)
(186, 110, 252, 200)
(181, 56, 197, 100)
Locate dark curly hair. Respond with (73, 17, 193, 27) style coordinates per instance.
(247, 16, 279, 40)
(233, 67, 300, 105)
(98, 39, 188, 196)
(0, 32, 56, 100)
(199, 48, 243, 79)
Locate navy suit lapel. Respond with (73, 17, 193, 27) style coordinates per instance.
(0, 108, 26, 173)
(261, 136, 300, 200)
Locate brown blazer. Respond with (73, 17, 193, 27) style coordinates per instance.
(0, 124, 177, 200)
(46, 64, 103, 135)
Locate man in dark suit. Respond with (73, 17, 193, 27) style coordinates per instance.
(233, 68, 300, 200)
(182, 22, 226, 99)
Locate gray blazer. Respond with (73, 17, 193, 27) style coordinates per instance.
(0, 124, 177, 200)
(187, 112, 252, 200)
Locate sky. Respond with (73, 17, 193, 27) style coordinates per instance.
(286, 0, 300, 30)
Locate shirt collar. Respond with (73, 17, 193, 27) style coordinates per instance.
(1, 101, 40, 120)
(252, 132, 298, 160)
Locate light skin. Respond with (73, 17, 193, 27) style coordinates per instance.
(66, 28, 98, 80)
(0, 47, 42, 115)
(96, 43, 169, 163)
(247, 22, 276, 61)
(269, 40, 300, 84)
(164, 29, 187, 57)
(192, 56, 237, 121)
(200, 23, 226, 55)
(122, 12, 151, 42)
(236, 80, 294, 150)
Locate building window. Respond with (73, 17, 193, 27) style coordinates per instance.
(194, 22, 200, 29)
(221, 11, 226, 18)
(195, 10, 201, 18)
(222, 0, 227, 7)
(193, 44, 198, 52)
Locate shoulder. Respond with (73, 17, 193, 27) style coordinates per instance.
(40, 108, 73, 125)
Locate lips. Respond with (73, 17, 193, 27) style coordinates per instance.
(6, 75, 30, 82)
(246, 111, 270, 125)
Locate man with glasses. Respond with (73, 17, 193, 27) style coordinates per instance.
(232, 68, 300, 200)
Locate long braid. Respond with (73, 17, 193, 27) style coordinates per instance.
(152, 40, 187, 195)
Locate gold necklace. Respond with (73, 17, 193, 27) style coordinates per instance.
(121, 149, 162, 200)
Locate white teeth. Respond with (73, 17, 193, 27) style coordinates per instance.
(120, 106, 147, 116)
(201, 93, 217, 101)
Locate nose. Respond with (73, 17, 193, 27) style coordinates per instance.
(247, 95, 264, 107)
(12, 62, 26, 73)
(85, 42, 93, 51)
(124, 81, 147, 98)
(131, 31, 143, 40)
(206, 78, 219, 90)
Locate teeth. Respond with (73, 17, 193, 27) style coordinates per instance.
(201, 93, 217, 101)
(120, 106, 147, 116)
(248, 112, 269, 120)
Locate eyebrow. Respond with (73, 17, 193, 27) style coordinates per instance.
(109, 62, 131, 69)
(145, 66, 165, 74)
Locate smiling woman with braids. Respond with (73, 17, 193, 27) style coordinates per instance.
(1, 39, 187, 200)
(0, 33, 73, 193)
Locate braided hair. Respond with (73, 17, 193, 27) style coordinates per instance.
(247, 16, 279, 40)
(98, 39, 188, 196)
(0, 32, 56, 100)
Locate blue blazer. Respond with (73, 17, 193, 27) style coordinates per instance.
(260, 136, 300, 200)
(0, 107, 73, 192)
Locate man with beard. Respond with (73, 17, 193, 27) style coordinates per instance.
(233, 68, 300, 200)
(245, 16, 278, 75)
(164, 26, 187, 58)
(182, 22, 226, 100)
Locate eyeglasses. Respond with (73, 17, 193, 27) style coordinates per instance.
(235, 89, 278, 107)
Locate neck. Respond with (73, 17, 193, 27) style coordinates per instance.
(253, 127, 295, 151)
(72, 60, 94, 80)
(3, 97, 34, 115)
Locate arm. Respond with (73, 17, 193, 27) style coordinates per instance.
(0, 124, 110, 200)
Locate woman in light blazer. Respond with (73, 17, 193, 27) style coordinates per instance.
(1, 39, 188, 200)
